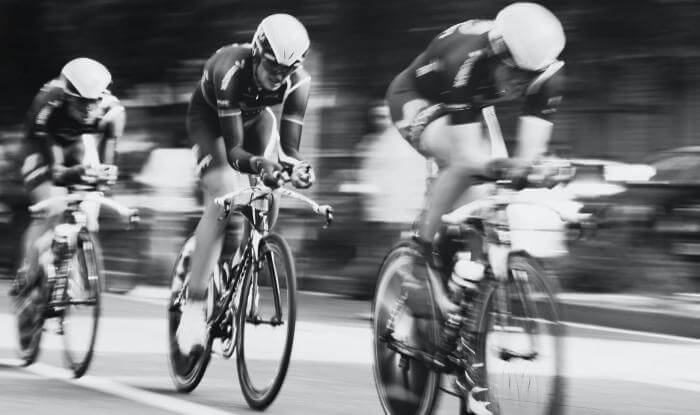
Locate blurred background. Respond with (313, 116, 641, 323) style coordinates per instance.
(2, 2, 700, 415)
(2, 0, 700, 300)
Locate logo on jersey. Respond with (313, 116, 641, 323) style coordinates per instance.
(35, 106, 53, 126)
(453, 56, 476, 88)
(438, 20, 493, 39)
(221, 60, 244, 91)
(416, 60, 440, 77)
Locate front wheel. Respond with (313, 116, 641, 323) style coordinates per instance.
(15, 272, 47, 366)
(62, 231, 102, 378)
(372, 241, 441, 415)
(167, 236, 213, 392)
(236, 233, 297, 410)
(470, 255, 565, 415)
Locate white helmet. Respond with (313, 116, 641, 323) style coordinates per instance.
(61, 57, 112, 99)
(493, 3, 565, 71)
(252, 14, 310, 67)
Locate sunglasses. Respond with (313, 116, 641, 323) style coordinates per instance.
(260, 55, 300, 77)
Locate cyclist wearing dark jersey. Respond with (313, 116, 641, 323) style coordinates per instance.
(11, 57, 125, 297)
(387, 4, 566, 413)
(177, 14, 314, 353)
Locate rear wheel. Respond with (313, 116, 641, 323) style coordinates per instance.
(62, 231, 101, 378)
(471, 255, 565, 415)
(236, 233, 297, 410)
(372, 241, 441, 415)
(167, 236, 213, 392)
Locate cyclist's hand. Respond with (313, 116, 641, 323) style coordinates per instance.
(486, 157, 530, 182)
(80, 166, 101, 185)
(255, 158, 287, 188)
(99, 164, 119, 185)
(291, 162, 315, 189)
(529, 157, 575, 188)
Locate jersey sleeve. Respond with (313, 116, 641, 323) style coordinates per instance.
(21, 83, 62, 188)
(208, 51, 258, 173)
(97, 93, 126, 164)
(521, 61, 565, 121)
(279, 69, 311, 166)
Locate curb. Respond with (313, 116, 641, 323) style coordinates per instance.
(560, 300, 700, 339)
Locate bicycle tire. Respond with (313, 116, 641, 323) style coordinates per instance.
(62, 231, 102, 378)
(372, 241, 441, 415)
(167, 236, 213, 392)
(470, 254, 565, 415)
(236, 232, 297, 410)
(15, 273, 47, 366)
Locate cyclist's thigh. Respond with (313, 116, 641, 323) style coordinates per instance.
(242, 107, 279, 159)
(200, 165, 248, 207)
(423, 117, 493, 169)
(386, 70, 430, 141)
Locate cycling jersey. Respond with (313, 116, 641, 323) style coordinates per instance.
(191, 43, 311, 175)
(21, 79, 123, 190)
(387, 19, 564, 130)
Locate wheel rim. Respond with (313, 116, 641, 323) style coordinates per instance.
(372, 247, 440, 415)
(62, 234, 100, 377)
(237, 235, 296, 406)
(477, 258, 563, 415)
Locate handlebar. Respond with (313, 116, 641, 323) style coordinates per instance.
(214, 185, 334, 228)
(29, 192, 140, 224)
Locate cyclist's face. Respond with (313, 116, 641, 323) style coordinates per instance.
(66, 95, 101, 124)
(255, 57, 298, 91)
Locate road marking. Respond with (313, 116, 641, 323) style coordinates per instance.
(563, 321, 700, 343)
(0, 359, 238, 415)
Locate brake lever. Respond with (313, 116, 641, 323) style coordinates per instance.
(321, 205, 334, 229)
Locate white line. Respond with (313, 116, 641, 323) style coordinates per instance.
(0, 359, 237, 415)
(563, 321, 700, 343)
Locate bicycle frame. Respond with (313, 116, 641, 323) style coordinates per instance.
(29, 190, 138, 312)
(206, 184, 333, 343)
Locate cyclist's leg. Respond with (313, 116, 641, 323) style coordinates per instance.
(14, 181, 67, 295)
(186, 95, 245, 300)
(418, 118, 492, 248)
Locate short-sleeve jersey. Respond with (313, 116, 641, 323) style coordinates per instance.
(407, 20, 564, 123)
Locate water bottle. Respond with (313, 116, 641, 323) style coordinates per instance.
(437, 252, 486, 360)
(449, 252, 486, 300)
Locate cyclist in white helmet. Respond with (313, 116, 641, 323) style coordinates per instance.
(385, 3, 565, 412)
(10, 57, 125, 316)
(177, 14, 315, 354)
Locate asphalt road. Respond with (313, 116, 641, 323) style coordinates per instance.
(0, 281, 699, 415)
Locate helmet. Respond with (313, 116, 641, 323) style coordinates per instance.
(252, 14, 310, 67)
(61, 57, 112, 99)
(493, 3, 565, 71)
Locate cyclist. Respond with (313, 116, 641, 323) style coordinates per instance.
(177, 14, 315, 353)
(11, 57, 124, 321)
(386, 3, 565, 412)
(387, 1, 565, 312)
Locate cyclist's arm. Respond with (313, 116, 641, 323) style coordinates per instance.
(211, 61, 264, 174)
(21, 90, 84, 188)
(278, 71, 311, 169)
(517, 61, 565, 161)
(97, 94, 126, 165)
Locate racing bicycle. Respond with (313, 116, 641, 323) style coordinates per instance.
(167, 176, 333, 409)
(14, 168, 139, 378)
(372, 160, 588, 415)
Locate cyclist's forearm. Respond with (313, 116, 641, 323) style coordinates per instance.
(100, 137, 117, 165)
(228, 146, 261, 174)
